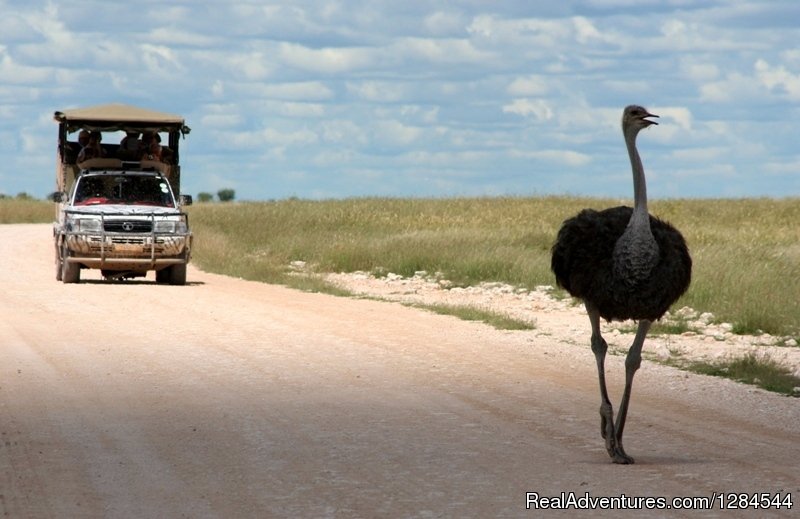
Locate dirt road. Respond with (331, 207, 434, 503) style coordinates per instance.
(1, 224, 797, 518)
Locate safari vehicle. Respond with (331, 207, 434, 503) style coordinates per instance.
(52, 104, 193, 284)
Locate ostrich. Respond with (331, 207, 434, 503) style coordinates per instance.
(550, 105, 691, 464)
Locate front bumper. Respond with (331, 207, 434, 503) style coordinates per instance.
(64, 232, 192, 269)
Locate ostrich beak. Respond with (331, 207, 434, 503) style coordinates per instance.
(643, 112, 659, 126)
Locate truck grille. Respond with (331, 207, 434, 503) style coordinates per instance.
(104, 220, 153, 233)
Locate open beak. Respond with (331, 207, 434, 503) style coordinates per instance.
(643, 112, 659, 126)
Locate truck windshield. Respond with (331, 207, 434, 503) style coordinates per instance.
(74, 176, 175, 207)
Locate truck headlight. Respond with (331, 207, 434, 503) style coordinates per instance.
(69, 218, 102, 232)
(154, 220, 187, 233)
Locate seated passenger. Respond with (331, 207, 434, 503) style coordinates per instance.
(160, 145, 175, 164)
(141, 140, 163, 161)
(118, 131, 142, 159)
(77, 130, 90, 149)
(77, 132, 105, 162)
(63, 130, 87, 163)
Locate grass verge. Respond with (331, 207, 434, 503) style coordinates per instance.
(408, 303, 535, 331)
(682, 352, 800, 397)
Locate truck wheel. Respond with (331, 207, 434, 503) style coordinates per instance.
(168, 263, 187, 286)
(55, 244, 63, 281)
(155, 268, 170, 283)
(61, 245, 80, 284)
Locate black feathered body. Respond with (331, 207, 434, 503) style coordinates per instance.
(551, 206, 691, 322)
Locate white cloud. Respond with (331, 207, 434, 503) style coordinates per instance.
(507, 75, 549, 97)
(227, 51, 275, 81)
(393, 37, 492, 64)
(275, 101, 326, 118)
(653, 106, 693, 131)
(502, 99, 553, 121)
(262, 81, 334, 101)
(670, 146, 726, 162)
(400, 150, 492, 167)
(141, 44, 183, 75)
(407, 105, 439, 125)
(511, 149, 591, 167)
(0, 50, 51, 84)
(146, 27, 220, 47)
(22, 3, 74, 48)
(699, 73, 760, 103)
(373, 120, 424, 147)
(423, 11, 468, 36)
(278, 42, 373, 73)
(755, 59, 800, 100)
(655, 18, 746, 53)
(347, 81, 407, 103)
(319, 120, 368, 146)
(211, 80, 225, 98)
(228, 127, 318, 150)
(199, 104, 243, 128)
(680, 58, 720, 82)
(572, 16, 602, 44)
(200, 114, 242, 128)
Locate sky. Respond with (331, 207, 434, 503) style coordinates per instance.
(1, 0, 799, 200)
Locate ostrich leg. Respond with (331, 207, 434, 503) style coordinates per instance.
(612, 319, 651, 464)
(587, 304, 630, 463)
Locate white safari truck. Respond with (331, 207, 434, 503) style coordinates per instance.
(52, 104, 193, 284)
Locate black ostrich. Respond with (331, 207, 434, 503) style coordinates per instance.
(550, 105, 692, 464)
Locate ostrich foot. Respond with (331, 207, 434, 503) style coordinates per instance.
(604, 437, 634, 464)
(599, 407, 634, 463)
(610, 444, 635, 464)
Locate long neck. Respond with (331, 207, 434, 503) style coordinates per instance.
(625, 130, 649, 226)
(613, 128, 659, 280)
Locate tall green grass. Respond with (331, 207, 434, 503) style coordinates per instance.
(684, 352, 800, 396)
(0, 199, 54, 223)
(188, 197, 564, 286)
(186, 197, 800, 337)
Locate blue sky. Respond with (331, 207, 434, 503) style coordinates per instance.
(1, 1, 799, 200)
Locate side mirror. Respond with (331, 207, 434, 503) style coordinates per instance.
(49, 191, 66, 203)
(179, 194, 193, 206)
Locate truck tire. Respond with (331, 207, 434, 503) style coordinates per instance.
(168, 263, 187, 286)
(61, 245, 80, 284)
(55, 243, 63, 281)
(155, 268, 170, 284)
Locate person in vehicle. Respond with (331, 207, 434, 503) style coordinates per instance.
(118, 131, 142, 159)
(77, 131, 104, 162)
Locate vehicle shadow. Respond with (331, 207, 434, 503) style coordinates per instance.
(76, 279, 206, 286)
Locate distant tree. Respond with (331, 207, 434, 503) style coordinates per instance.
(16, 192, 33, 200)
(217, 188, 236, 202)
(197, 192, 214, 203)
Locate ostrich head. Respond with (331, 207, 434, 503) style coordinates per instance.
(622, 105, 659, 135)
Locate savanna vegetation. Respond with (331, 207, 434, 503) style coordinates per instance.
(182, 197, 800, 339)
(0, 197, 54, 223)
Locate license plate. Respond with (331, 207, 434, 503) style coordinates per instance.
(113, 243, 144, 253)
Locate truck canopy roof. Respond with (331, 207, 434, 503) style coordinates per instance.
(54, 103, 190, 135)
